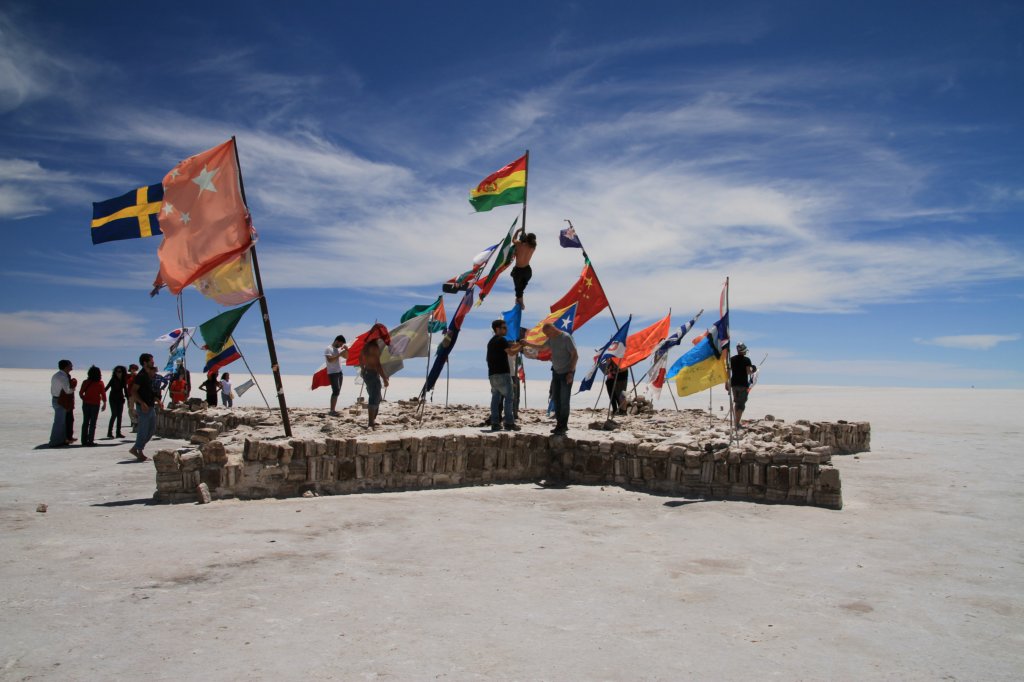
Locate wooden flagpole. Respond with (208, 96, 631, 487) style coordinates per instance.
(231, 136, 292, 437)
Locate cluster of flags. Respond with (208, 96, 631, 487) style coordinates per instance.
(92, 139, 270, 398)
(91, 139, 259, 307)
(98, 143, 743, 405)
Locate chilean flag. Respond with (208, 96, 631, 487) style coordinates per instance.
(311, 365, 330, 390)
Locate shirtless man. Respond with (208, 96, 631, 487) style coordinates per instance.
(510, 226, 537, 310)
(359, 338, 389, 429)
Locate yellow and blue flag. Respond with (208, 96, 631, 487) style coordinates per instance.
(91, 183, 163, 244)
(667, 323, 728, 397)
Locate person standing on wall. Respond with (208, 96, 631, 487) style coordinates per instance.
(325, 335, 348, 416)
(486, 319, 522, 432)
(523, 322, 578, 436)
(729, 343, 757, 429)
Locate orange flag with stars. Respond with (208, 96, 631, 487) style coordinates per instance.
(156, 139, 253, 294)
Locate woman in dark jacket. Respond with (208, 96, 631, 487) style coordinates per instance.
(105, 365, 128, 438)
(200, 370, 219, 407)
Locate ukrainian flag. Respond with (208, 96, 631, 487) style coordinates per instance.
(91, 183, 164, 244)
(667, 335, 728, 397)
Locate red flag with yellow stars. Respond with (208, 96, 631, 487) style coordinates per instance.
(549, 258, 609, 331)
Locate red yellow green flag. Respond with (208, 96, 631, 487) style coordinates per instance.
(469, 154, 526, 212)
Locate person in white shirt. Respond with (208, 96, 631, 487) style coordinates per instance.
(324, 335, 348, 416)
(49, 359, 76, 447)
(220, 373, 233, 408)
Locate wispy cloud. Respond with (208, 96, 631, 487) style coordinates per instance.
(0, 158, 93, 218)
(0, 309, 150, 350)
(4, 11, 1023, 322)
(915, 334, 1021, 351)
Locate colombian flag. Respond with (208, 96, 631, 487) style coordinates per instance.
(204, 337, 241, 374)
(91, 184, 164, 244)
(469, 154, 527, 212)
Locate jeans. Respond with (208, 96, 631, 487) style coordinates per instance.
(135, 406, 156, 452)
(49, 397, 67, 446)
(489, 373, 514, 427)
(108, 399, 124, 435)
(361, 369, 382, 407)
(81, 403, 99, 444)
(549, 370, 572, 431)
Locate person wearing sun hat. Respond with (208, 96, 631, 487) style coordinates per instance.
(729, 343, 757, 429)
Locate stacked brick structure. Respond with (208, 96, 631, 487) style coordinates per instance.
(153, 407, 868, 509)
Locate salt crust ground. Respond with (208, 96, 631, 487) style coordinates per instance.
(1, 368, 1022, 680)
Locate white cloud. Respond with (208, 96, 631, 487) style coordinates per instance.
(0, 158, 94, 218)
(915, 334, 1021, 351)
(0, 309, 149, 350)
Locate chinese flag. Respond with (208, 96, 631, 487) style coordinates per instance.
(617, 312, 672, 371)
(549, 259, 609, 331)
(157, 139, 253, 294)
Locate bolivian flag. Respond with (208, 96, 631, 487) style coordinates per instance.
(91, 183, 164, 244)
(469, 154, 527, 212)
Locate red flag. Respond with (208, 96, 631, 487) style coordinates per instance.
(345, 323, 393, 367)
(157, 139, 253, 294)
(549, 259, 609, 331)
(617, 312, 672, 371)
(311, 365, 329, 390)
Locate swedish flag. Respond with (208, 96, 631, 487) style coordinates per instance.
(91, 183, 164, 244)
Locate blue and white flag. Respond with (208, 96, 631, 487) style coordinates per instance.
(651, 310, 702, 363)
(559, 224, 583, 249)
(163, 345, 186, 373)
(578, 315, 631, 392)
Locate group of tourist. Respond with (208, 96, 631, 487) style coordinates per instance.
(47, 353, 237, 461)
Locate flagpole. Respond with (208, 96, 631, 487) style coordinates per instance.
(521, 149, 529, 235)
(573, 221, 644, 403)
(232, 136, 292, 438)
(233, 340, 272, 409)
(724, 276, 735, 434)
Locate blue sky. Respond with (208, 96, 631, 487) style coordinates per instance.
(1, 1, 1022, 389)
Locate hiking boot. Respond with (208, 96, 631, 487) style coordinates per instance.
(489, 424, 502, 432)
(504, 424, 521, 431)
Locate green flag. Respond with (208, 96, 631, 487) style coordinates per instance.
(199, 301, 255, 353)
(400, 296, 445, 333)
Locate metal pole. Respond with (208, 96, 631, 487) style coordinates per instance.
(232, 340, 271, 409)
(723, 276, 735, 433)
(232, 136, 291, 437)
(521, 149, 529, 235)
